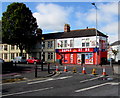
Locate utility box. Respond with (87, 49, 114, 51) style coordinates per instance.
(113, 65, 120, 74)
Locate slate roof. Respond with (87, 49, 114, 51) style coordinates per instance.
(42, 28, 108, 40)
(110, 40, 120, 46)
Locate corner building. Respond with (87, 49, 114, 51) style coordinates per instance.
(55, 24, 108, 65)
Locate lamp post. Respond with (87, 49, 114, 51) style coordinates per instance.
(92, 3, 98, 66)
(41, 36, 44, 71)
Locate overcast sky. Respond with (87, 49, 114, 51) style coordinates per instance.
(1, 1, 119, 43)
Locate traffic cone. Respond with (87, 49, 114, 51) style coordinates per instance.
(56, 65, 59, 72)
(73, 67, 77, 73)
(92, 68, 97, 75)
(82, 66, 86, 74)
(64, 66, 68, 72)
(102, 68, 107, 76)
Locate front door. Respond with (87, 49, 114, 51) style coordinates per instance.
(81, 54, 85, 64)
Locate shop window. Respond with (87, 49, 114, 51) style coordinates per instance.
(4, 45, 7, 51)
(82, 43, 85, 47)
(64, 40, 67, 47)
(86, 42, 89, 47)
(4, 53, 7, 59)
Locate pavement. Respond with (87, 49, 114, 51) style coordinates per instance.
(1, 64, 57, 83)
(1, 63, 120, 84)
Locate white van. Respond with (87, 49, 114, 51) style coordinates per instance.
(12, 56, 26, 64)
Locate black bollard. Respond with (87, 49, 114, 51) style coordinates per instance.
(41, 62, 43, 71)
(48, 63, 50, 74)
(35, 62, 37, 78)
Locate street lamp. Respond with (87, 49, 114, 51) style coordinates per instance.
(41, 36, 44, 71)
(92, 3, 98, 66)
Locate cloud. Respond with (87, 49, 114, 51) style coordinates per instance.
(33, 3, 73, 32)
(75, 2, 118, 43)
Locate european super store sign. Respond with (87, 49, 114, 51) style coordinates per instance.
(55, 48, 98, 53)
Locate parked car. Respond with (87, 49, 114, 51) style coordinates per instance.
(12, 56, 27, 64)
(0, 58, 4, 64)
(26, 57, 41, 64)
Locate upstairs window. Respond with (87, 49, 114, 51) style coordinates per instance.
(48, 41, 53, 48)
(11, 45, 14, 50)
(86, 42, 89, 47)
(82, 43, 85, 47)
(70, 40, 73, 47)
(64, 40, 67, 47)
(4, 45, 7, 51)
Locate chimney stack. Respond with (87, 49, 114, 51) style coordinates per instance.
(64, 24, 70, 32)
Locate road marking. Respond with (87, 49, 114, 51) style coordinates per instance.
(79, 76, 102, 83)
(79, 75, 110, 83)
(2, 87, 53, 97)
(75, 82, 109, 92)
(75, 82, 120, 93)
(56, 76, 72, 80)
(28, 76, 72, 85)
(109, 82, 120, 85)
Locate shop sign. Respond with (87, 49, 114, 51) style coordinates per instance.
(56, 48, 94, 53)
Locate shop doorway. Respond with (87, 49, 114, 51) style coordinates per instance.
(81, 54, 85, 64)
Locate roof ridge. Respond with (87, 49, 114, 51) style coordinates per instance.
(70, 28, 95, 32)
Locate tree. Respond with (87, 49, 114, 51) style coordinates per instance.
(112, 49, 119, 62)
(0, 20, 2, 43)
(2, 2, 38, 56)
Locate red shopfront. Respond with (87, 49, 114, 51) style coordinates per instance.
(56, 48, 107, 65)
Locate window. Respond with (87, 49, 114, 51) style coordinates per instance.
(4, 45, 7, 51)
(48, 41, 53, 48)
(60, 41, 63, 47)
(11, 45, 14, 50)
(4, 53, 7, 59)
(48, 52, 53, 60)
(64, 40, 67, 47)
(86, 42, 89, 47)
(16, 46, 19, 50)
(42, 52, 45, 61)
(70, 40, 73, 47)
(23, 53, 26, 57)
(11, 53, 14, 59)
(16, 53, 19, 57)
(82, 43, 85, 47)
(43, 42, 45, 49)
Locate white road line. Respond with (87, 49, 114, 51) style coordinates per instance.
(28, 78, 54, 84)
(28, 76, 72, 85)
(79, 76, 101, 83)
(110, 82, 120, 85)
(75, 82, 109, 93)
(2, 87, 53, 97)
(56, 76, 73, 80)
(79, 75, 109, 83)
(75, 82, 120, 93)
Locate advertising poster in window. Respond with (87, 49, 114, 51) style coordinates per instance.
(77, 53, 81, 64)
(70, 54, 74, 63)
(64, 54, 69, 63)
(85, 53, 93, 64)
